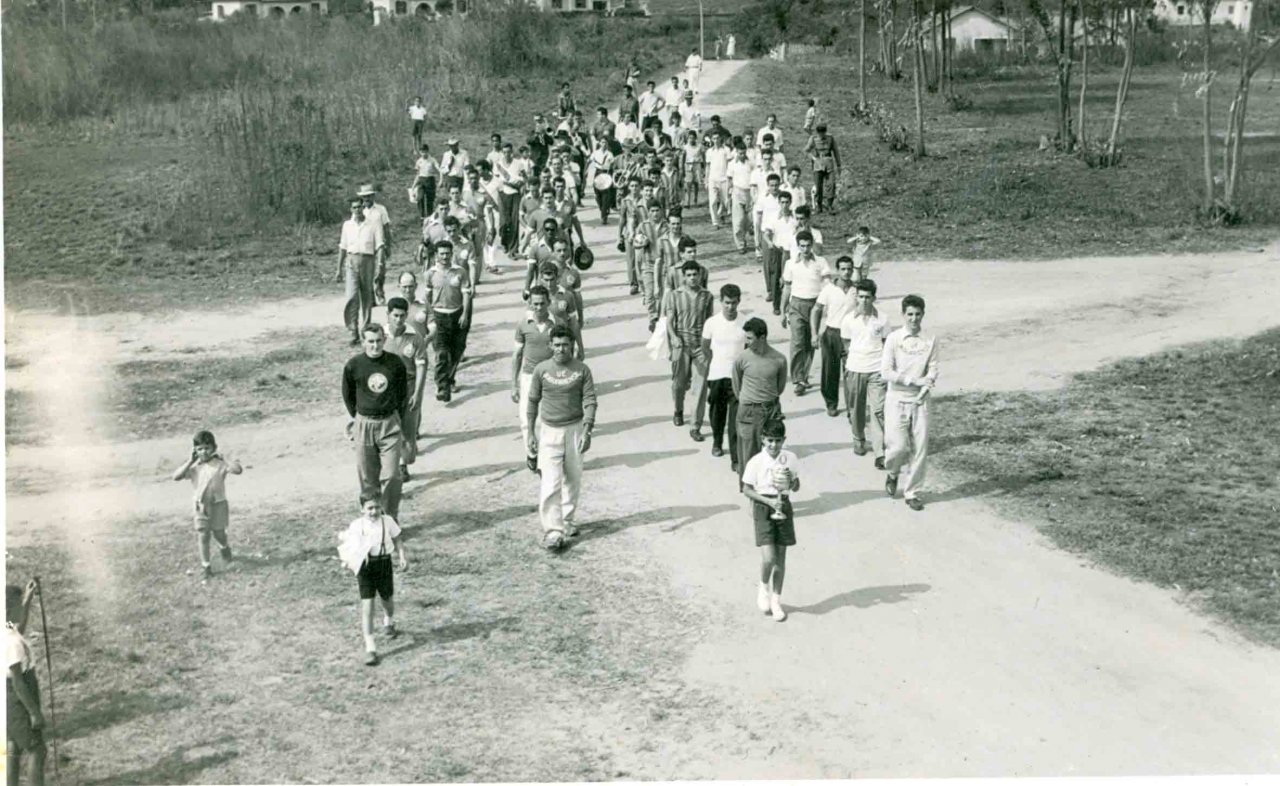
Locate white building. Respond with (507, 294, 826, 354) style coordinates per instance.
(1151, 0, 1252, 29)
(369, 0, 470, 19)
(210, 0, 327, 18)
(919, 6, 1021, 53)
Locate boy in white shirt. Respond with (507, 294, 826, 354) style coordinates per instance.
(847, 225, 882, 282)
(741, 419, 801, 622)
(339, 496, 409, 666)
(7, 580, 46, 786)
(172, 429, 244, 579)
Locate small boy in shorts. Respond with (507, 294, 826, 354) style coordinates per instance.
(173, 429, 243, 579)
(740, 419, 801, 622)
(846, 225, 882, 282)
(338, 495, 408, 666)
(7, 581, 47, 786)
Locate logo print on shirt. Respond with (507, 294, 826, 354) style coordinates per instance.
(368, 373, 389, 393)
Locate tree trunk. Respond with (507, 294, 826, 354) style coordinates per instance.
(942, 7, 951, 96)
(1106, 7, 1137, 157)
(1201, 6, 1215, 214)
(929, 0, 940, 90)
(888, 0, 901, 79)
(912, 4, 927, 156)
(860, 0, 868, 106)
(1077, 0, 1088, 149)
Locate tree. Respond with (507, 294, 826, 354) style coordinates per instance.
(1197, 0, 1220, 214)
(1025, 0, 1077, 149)
(1103, 3, 1140, 164)
(878, 0, 903, 79)
(859, 0, 868, 107)
(910, 0, 927, 156)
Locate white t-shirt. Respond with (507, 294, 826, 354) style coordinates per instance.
(816, 282, 856, 328)
(839, 309, 890, 373)
(685, 53, 703, 72)
(782, 183, 807, 210)
(678, 103, 701, 132)
(727, 159, 754, 191)
(756, 125, 783, 150)
(409, 105, 428, 121)
(766, 213, 798, 254)
(782, 254, 832, 299)
(755, 192, 782, 225)
(665, 83, 683, 107)
(706, 146, 732, 182)
(742, 449, 800, 496)
(701, 312, 745, 381)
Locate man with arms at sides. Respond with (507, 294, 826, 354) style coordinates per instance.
(342, 323, 409, 522)
(840, 278, 890, 465)
(701, 283, 745, 469)
(732, 316, 787, 488)
(779, 229, 832, 396)
(513, 285, 578, 475)
(811, 255, 857, 417)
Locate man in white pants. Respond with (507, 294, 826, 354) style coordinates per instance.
(685, 48, 704, 96)
(705, 135, 732, 229)
(880, 294, 939, 511)
(512, 286, 574, 475)
(526, 326, 598, 550)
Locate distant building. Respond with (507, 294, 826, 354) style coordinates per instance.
(533, 0, 636, 13)
(1151, 0, 1252, 29)
(369, 0, 469, 19)
(919, 5, 1021, 53)
(210, 0, 327, 17)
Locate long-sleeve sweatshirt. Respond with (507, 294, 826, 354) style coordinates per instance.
(526, 358, 598, 429)
(880, 327, 939, 397)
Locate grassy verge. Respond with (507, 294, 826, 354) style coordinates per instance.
(931, 328, 1280, 645)
(746, 57, 1280, 260)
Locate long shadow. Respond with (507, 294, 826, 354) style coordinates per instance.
(443, 378, 509, 407)
(925, 474, 1052, 505)
(929, 432, 989, 457)
(400, 504, 536, 538)
(454, 348, 511, 368)
(790, 583, 932, 616)
(789, 441, 849, 459)
(592, 412, 672, 438)
(597, 373, 669, 397)
(582, 338, 649, 361)
(582, 309, 647, 331)
(420, 423, 521, 456)
(790, 489, 884, 518)
(83, 738, 239, 786)
(58, 689, 190, 741)
(231, 546, 333, 573)
(573, 503, 738, 545)
(585, 292, 645, 310)
(584, 447, 698, 471)
(382, 616, 521, 660)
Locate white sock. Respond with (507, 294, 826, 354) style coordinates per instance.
(383, 615, 393, 627)
(363, 635, 376, 652)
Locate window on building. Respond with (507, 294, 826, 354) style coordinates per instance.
(395, 0, 406, 11)
(1225, 3, 1233, 12)
(1177, 4, 1185, 13)
(575, 0, 587, 8)
(216, 4, 225, 15)
(592, 0, 605, 8)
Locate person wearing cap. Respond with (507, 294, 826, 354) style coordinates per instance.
(337, 198, 386, 345)
(804, 123, 841, 213)
(359, 185, 392, 305)
(664, 256, 714, 434)
(423, 240, 473, 402)
(440, 138, 470, 192)
(384, 296, 429, 482)
(780, 229, 833, 396)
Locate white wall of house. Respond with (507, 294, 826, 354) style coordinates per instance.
(1151, 0, 1252, 29)
(211, 0, 327, 17)
(370, 0, 469, 18)
(925, 8, 1018, 52)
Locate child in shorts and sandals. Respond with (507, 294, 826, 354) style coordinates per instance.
(846, 226, 882, 283)
(173, 430, 243, 580)
(338, 495, 408, 666)
(740, 419, 801, 622)
(7, 581, 47, 786)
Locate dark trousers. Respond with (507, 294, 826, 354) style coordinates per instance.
(432, 310, 466, 390)
(416, 178, 437, 218)
(763, 246, 784, 308)
(707, 378, 739, 458)
(813, 169, 833, 211)
(498, 192, 520, 253)
(736, 399, 782, 481)
(819, 326, 845, 409)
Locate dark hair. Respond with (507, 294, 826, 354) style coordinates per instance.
(444, 217, 460, 229)
(766, 173, 781, 183)
(795, 230, 814, 244)
(681, 260, 702, 274)
(902, 294, 926, 312)
(362, 323, 386, 337)
(542, 218, 559, 230)
(858, 225, 870, 234)
(549, 325, 574, 342)
(743, 316, 768, 338)
(835, 255, 854, 269)
(677, 236, 697, 250)
(778, 191, 792, 202)
(719, 283, 742, 300)
(816, 123, 828, 133)
(794, 205, 811, 218)
(539, 262, 560, 277)
(528, 285, 550, 301)
(387, 297, 410, 313)
(710, 114, 721, 122)
(761, 132, 774, 143)
(434, 240, 454, 253)
(359, 494, 380, 506)
(788, 165, 802, 175)
(855, 278, 878, 296)
(193, 429, 217, 449)
(762, 419, 787, 440)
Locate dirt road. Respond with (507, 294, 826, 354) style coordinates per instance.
(6, 59, 1280, 779)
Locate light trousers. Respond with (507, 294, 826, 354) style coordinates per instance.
(401, 391, 422, 465)
(731, 196, 752, 251)
(844, 370, 886, 457)
(518, 372, 537, 456)
(787, 297, 817, 386)
(354, 413, 404, 520)
(884, 391, 930, 499)
(538, 420, 584, 534)
(670, 342, 709, 423)
(343, 254, 377, 337)
(708, 179, 730, 226)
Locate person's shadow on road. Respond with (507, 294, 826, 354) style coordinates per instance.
(790, 583, 931, 616)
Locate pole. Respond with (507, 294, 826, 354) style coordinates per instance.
(34, 577, 60, 779)
(699, 0, 705, 60)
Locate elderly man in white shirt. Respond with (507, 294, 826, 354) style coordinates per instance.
(677, 92, 701, 136)
(358, 184, 392, 304)
(779, 230, 832, 395)
(839, 278, 890, 463)
(336, 198, 387, 345)
(881, 294, 939, 511)
(440, 137, 470, 191)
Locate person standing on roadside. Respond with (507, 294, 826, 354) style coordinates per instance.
(358, 185, 392, 305)
(882, 295, 939, 511)
(408, 97, 427, 150)
(665, 260, 715, 436)
(804, 123, 840, 213)
(337, 198, 386, 345)
(384, 297, 429, 483)
(440, 138, 470, 192)
(811, 255, 857, 416)
(413, 143, 441, 218)
(701, 283, 744, 467)
(733, 317, 787, 484)
(840, 278, 889, 464)
(342, 323, 409, 522)
(780, 230, 832, 396)
(423, 240, 473, 403)
(527, 326, 598, 551)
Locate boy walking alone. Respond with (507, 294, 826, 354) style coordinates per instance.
(173, 430, 243, 579)
(338, 496, 409, 666)
(740, 419, 801, 622)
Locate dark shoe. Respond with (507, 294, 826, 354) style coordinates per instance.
(383, 622, 399, 639)
(885, 474, 898, 498)
(440, 386, 453, 403)
(794, 384, 807, 396)
(648, 320, 656, 333)
(764, 293, 773, 303)
(350, 336, 361, 346)
(772, 308, 781, 316)
(905, 497, 925, 512)
(219, 546, 234, 562)
(200, 564, 213, 579)
(711, 445, 725, 457)
(690, 428, 705, 442)
(526, 455, 538, 473)
(673, 413, 685, 427)
(630, 285, 640, 295)
(732, 462, 741, 475)
(874, 456, 885, 470)
(854, 442, 869, 456)
(399, 465, 410, 483)
(364, 651, 380, 667)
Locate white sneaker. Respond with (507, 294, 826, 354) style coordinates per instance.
(770, 594, 787, 622)
(757, 583, 770, 613)
(543, 530, 565, 551)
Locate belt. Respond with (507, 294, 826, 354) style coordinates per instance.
(367, 553, 392, 561)
(356, 411, 397, 420)
(740, 399, 780, 408)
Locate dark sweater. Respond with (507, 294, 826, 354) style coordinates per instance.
(343, 352, 409, 418)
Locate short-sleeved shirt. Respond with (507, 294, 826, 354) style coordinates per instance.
(441, 149, 470, 178)
(782, 183, 807, 211)
(840, 309, 890, 374)
(782, 254, 832, 299)
(728, 159, 754, 193)
(706, 146, 732, 182)
(664, 287, 714, 341)
(409, 106, 428, 121)
(766, 213, 798, 256)
(733, 347, 788, 404)
(816, 282, 856, 328)
(384, 327, 429, 379)
(702, 312, 745, 381)
(514, 316, 568, 374)
(426, 264, 471, 313)
(182, 457, 233, 507)
(340, 218, 384, 256)
(547, 286, 580, 327)
(756, 126, 783, 150)
(364, 202, 391, 234)
(850, 237, 879, 268)
(415, 156, 440, 179)
(742, 449, 800, 496)
(344, 514, 401, 558)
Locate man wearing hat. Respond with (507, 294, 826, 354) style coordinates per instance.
(359, 184, 392, 304)
(440, 138, 470, 193)
(336, 197, 386, 345)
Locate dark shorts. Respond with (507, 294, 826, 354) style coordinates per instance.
(7, 673, 46, 753)
(357, 555, 394, 601)
(752, 497, 796, 547)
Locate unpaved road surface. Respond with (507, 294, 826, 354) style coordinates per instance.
(6, 59, 1280, 778)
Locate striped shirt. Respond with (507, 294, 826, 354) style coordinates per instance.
(663, 287, 714, 341)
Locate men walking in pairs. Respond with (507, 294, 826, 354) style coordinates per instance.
(811, 255, 857, 416)
(732, 317, 787, 484)
(424, 240, 473, 403)
(527, 326, 598, 551)
(840, 278, 889, 464)
(513, 285, 577, 475)
(337, 198, 386, 345)
(702, 283, 745, 468)
(665, 259, 714, 436)
(342, 323, 408, 521)
(881, 295, 939, 511)
(780, 230, 832, 396)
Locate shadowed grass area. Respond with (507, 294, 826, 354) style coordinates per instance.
(931, 328, 1280, 645)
